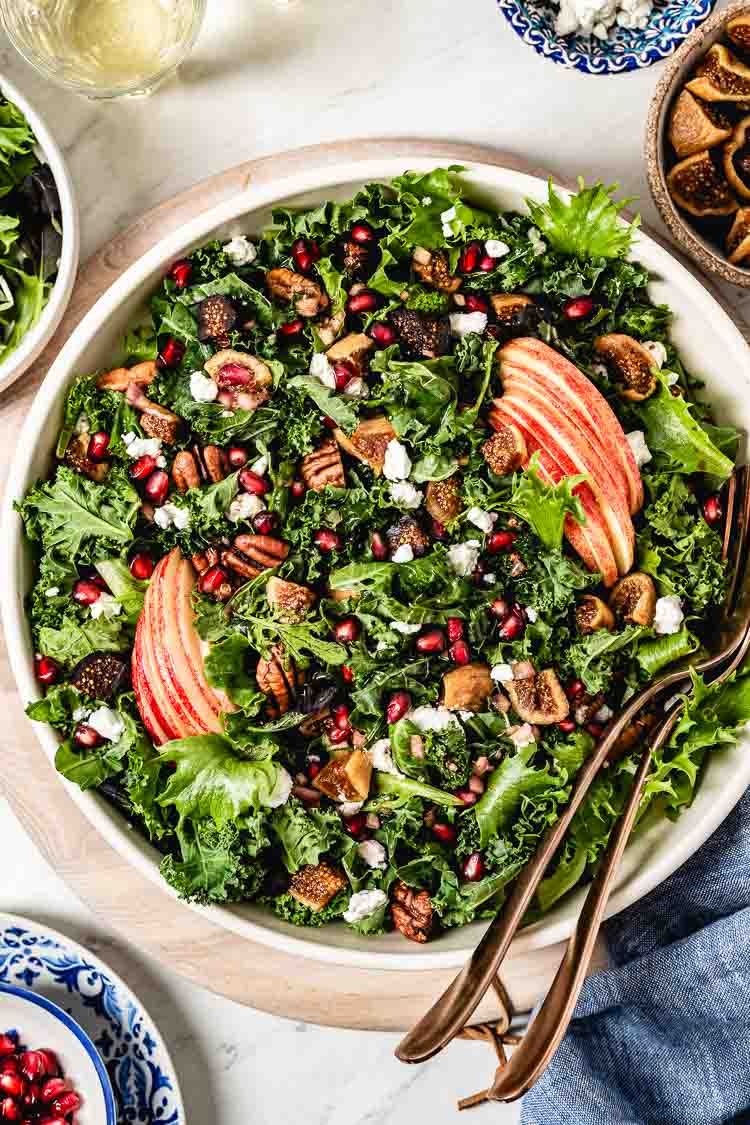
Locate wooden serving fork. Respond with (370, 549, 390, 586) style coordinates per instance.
(396, 466, 750, 1069)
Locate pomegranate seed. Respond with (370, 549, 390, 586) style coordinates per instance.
(566, 679, 586, 701)
(386, 690, 411, 723)
(23, 1080, 41, 1111)
(314, 528, 341, 553)
(157, 336, 185, 369)
(346, 290, 378, 315)
(307, 760, 321, 780)
(431, 822, 456, 844)
(487, 530, 516, 554)
(0, 1078, 24, 1100)
(499, 612, 525, 641)
(72, 578, 102, 606)
(342, 665, 354, 684)
(253, 510, 278, 535)
(416, 629, 446, 654)
(368, 321, 397, 348)
(199, 566, 229, 595)
(430, 518, 448, 540)
(450, 640, 471, 665)
(333, 363, 352, 391)
(478, 254, 495, 272)
(334, 617, 361, 644)
(74, 724, 102, 749)
(217, 362, 252, 389)
(35, 656, 59, 685)
(703, 494, 723, 526)
(458, 241, 481, 273)
(371, 531, 389, 560)
(586, 721, 604, 739)
(343, 813, 367, 838)
(456, 788, 478, 806)
(292, 238, 320, 274)
(144, 470, 169, 504)
(0, 1040, 14, 1059)
(129, 454, 157, 481)
(463, 294, 489, 314)
(322, 414, 337, 429)
(39, 1080, 66, 1105)
(558, 719, 577, 734)
(563, 296, 594, 321)
(290, 479, 306, 498)
(20, 1054, 50, 1083)
(447, 618, 465, 643)
(87, 431, 110, 461)
(239, 469, 271, 495)
(51, 1092, 80, 1116)
(169, 259, 193, 288)
(351, 221, 376, 244)
(462, 853, 484, 882)
(278, 318, 304, 338)
(0, 1064, 15, 1077)
(333, 703, 351, 730)
(227, 447, 248, 468)
(39, 1118, 67, 1125)
(0, 1097, 20, 1121)
(129, 552, 154, 580)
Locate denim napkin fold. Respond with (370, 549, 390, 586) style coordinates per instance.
(521, 787, 750, 1125)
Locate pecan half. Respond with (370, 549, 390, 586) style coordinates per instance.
(172, 451, 201, 493)
(256, 644, 302, 717)
(334, 416, 396, 476)
(232, 533, 289, 569)
(425, 476, 463, 523)
(96, 360, 157, 391)
(191, 547, 220, 575)
(221, 549, 263, 580)
(267, 576, 316, 622)
(326, 332, 374, 375)
(63, 433, 109, 482)
(412, 247, 462, 293)
(301, 439, 345, 491)
(267, 267, 329, 318)
(391, 881, 433, 944)
(189, 443, 229, 484)
(125, 384, 182, 444)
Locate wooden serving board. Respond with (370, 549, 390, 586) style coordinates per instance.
(4, 136, 724, 1031)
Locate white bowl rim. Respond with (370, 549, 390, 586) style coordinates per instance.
(0, 73, 80, 396)
(3, 151, 750, 972)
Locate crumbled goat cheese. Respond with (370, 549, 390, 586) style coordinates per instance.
(383, 439, 412, 481)
(122, 432, 164, 464)
(491, 663, 515, 683)
(266, 767, 293, 809)
(643, 340, 667, 369)
(626, 430, 652, 469)
(390, 621, 422, 635)
(87, 706, 125, 742)
(369, 738, 400, 775)
(467, 506, 497, 534)
(391, 544, 414, 563)
(440, 206, 457, 223)
(555, 0, 653, 39)
(340, 802, 363, 817)
(483, 572, 496, 584)
(309, 351, 336, 389)
(250, 453, 269, 476)
(510, 723, 536, 749)
(153, 502, 191, 531)
(72, 706, 90, 723)
(189, 370, 219, 403)
(344, 889, 388, 924)
(74, 414, 90, 435)
(223, 235, 257, 266)
(390, 481, 422, 510)
(409, 706, 460, 732)
(358, 840, 387, 869)
(485, 239, 510, 259)
(342, 376, 369, 399)
(45, 587, 60, 598)
(447, 540, 482, 577)
(664, 370, 679, 387)
(525, 607, 538, 623)
(90, 593, 122, 621)
(227, 492, 264, 523)
(592, 362, 609, 381)
(449, 311, 488, 338)
(654, 595, 684, 636)
(528, 228, 547, 256)
(595, 703, 614, 723)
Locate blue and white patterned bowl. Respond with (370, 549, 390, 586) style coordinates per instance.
(497, 1, 717, 74)
(0, 914, 184, 1124)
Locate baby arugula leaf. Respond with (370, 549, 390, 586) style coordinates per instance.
(526, 179, 639, 262)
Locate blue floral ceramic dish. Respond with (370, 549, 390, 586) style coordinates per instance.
(496, 1, 716, 74)
(0, 913, 184, 1124)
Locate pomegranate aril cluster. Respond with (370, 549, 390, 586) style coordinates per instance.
(0, 1035, 81, 1123)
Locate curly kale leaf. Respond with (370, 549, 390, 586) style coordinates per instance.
(18, 466, 139, 558)
(161, 819, 267, 905)
(265, 890, 348, 928)
(271, 799, 348, 873)
(526, 179, 638, 262)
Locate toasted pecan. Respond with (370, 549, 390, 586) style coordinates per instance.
(391, 881, 433, 944)
(172, 451, 200, 493)
(301, 439, 346, 491)
(267, 267, 329, 317)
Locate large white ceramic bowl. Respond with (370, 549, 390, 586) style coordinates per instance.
(0, 74, 79, 396)
(3, 155, 750, 971)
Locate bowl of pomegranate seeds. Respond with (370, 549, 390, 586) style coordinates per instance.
(0, 984, 115, 1124)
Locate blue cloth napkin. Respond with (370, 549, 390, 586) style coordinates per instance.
(521, 787, 750, 1125)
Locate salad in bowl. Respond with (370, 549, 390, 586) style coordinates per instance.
(16, 168, 750, 945)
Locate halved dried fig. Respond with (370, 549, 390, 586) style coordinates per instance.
(425, 476, 463, 523)
(442, 663, 494, 712)
(412, 247, 462, 293)
(666, 150, 738, 218)
(197, 295, 238, 344)
(506, 668, 569, 726)
(609, 572, 656, 627)
(686, 44, 750, 102)
(489, 294, 539, 337)
(593, 334, 658, 401)
(334, 416, 396, 476)
(726, 207, 750, 264)
(326, 332, 374, 374)
(728, 13, 750, 54)
(482, 423, 527, 476)
(668, 90, 732, 159)
(390, 307, 451, 359)
(724, 115, 750, 200)
(386, 516, 430, 557)
(575, 594, 615, 635)
(267, 576, 316, 622)
(313, 749, 372, 802)
(69, 652, 130, 700)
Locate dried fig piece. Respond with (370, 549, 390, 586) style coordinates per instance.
(609, 572, 656, 627)
(593, 334, 658, 402)
(196, 295, 238, 345)
(313, 749, 373, 802)
(668, 90, 732, 159)
(482, 423, 527, 476)
(412, 247, 462, 293)
(267, 576, 317, 622)
(69, 652, 130, 700)
(666, 150, 738, 218)
(728, 13, 750, 54)
(489, 293, 539, 338)
(425, 476, 463, 523)
(96, 360, 158, 392)
(576, 594, 615, 635)
(724, 115, 750, 201)
(442, 663, 494, 712)
(686, 44, 750, 103)
(391, 881, 433, 944)
(506, 668, 569, 726)
(334, 416, 396, 475)
(266, 267, 329, 318)
(386, 516, 430, 557)
(726, 207, 750, 264)
(326, 332, 374, 375)
(126, 384, 183, 443)
(63, 433, 109, 482)
(289, 862, 347, 912)
(390, 307, 451, 359)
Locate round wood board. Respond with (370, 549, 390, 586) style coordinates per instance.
(2, 137, 737, 1031)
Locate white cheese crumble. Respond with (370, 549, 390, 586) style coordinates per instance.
(491, 663, 515, 683)
(449, 311, 488, 338)
(466, 506, 497, 534)
(309, 351, 336, 390)
(664, 371, 679, 387)
(654, 595, 684, 636)
(528, 228, 547, 256)
(390, 621, 422, 635)
(383, 438, 412, 481)
(440, 206, 457, 223)
(223, 235, 257, 267)
(74, 414, 89, 435)
(342, 376, 369, 399)
(45, 587, 60, 598)
(72, 706, 90, 723)
(643, 340, 667, 369)
(340, 801, 364, 816)
(409, 706, 460, 732)
(265, 767, 293, 809)
(369, 738, 400, 775)
(595, 703, 614, 723)
(122, 432, 165, 465)
(344, 889, 388, 924)
(485, 239, 510, 259)
(525, 607, 538, 623)
(250, 453, 269, 476)
(90, 593, 122, 621)
(227, 492, 264, 523)
(87, 706, 125, 742)
(483, 572, 496, 584)
(447, 540, 482, 577)
(391, 544, 414, 563)
(625, 430, 652, 470)
(510, 723, 536, 749)
(153, 502, 191, 531)
(555, 0, 653, 39)
(390, 481, 422, 510)
(189, 370, 219, 403)
(358, 840, 387, 869)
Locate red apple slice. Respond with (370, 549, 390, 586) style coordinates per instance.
(132, 612, 179, 744)
(499, 338, 644, 514)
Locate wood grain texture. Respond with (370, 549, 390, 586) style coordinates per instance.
(2, 137, 730, 1030)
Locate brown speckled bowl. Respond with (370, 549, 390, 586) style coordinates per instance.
(646, 0, 750, 288)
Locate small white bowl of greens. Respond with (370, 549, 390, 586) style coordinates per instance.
(0, 75, 79, 396)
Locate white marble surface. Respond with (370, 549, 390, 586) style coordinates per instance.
(0, 0, 747, 1120)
